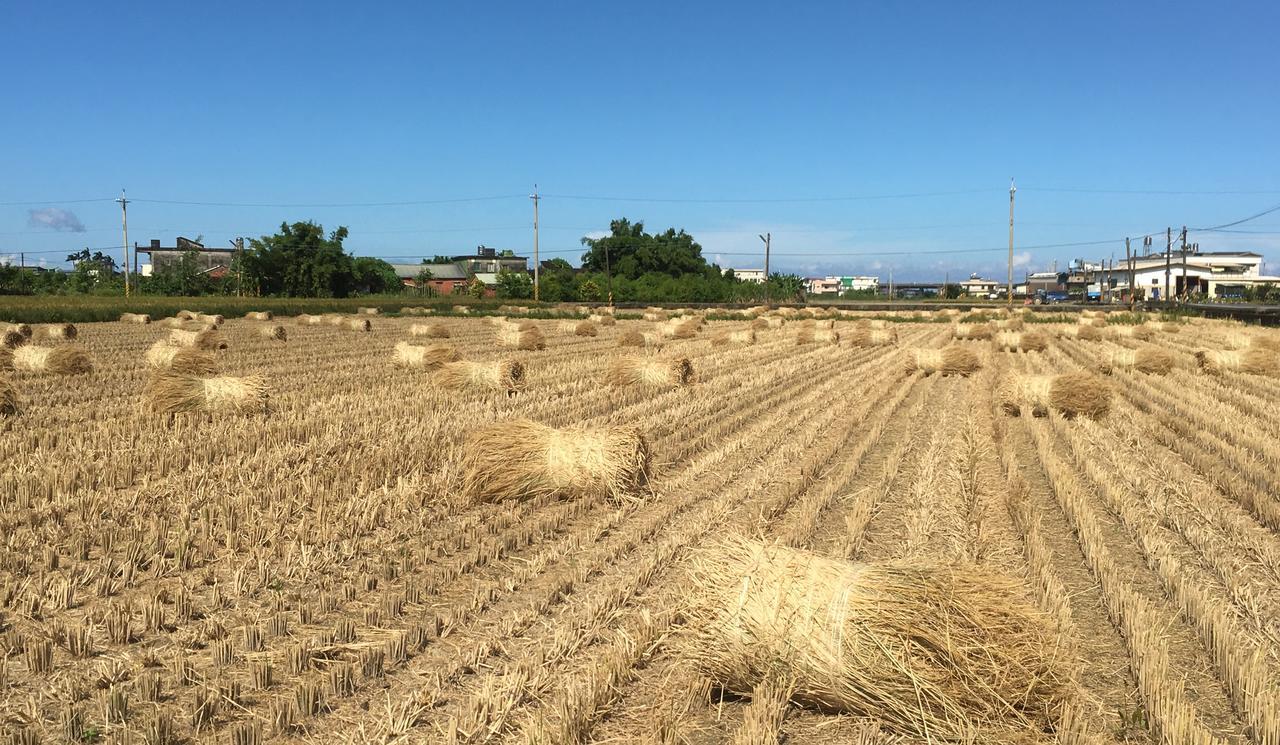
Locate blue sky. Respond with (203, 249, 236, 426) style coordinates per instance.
(3, 1, 1278, 280)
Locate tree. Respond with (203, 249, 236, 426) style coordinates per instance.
(145, 248, 211, 296)
(241, 221, 354, 297)
(578, 278, 603, 302)
(430, 255, 454, 264)
(581, 219, 709, 279)
(468, 278, 487, 298)
(495, 269, 533, 299)
(942, 283, 963, 299)
(766, 273, 805, 302)
(415, 265, 434, 295)
(352, 257, 402, 294)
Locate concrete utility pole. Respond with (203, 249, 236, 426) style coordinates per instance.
(1164, 227, 1172, 305)
(116, 190, 130, 297)
(1180, 227, 1188, 301)
(530, 185, 540, 302)
(758, 232, 771, 305)
(230, 238, 244, 296)
(1008, 178, 1016, 308)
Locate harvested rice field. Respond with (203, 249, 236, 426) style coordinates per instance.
(2, 308, 1280, 744)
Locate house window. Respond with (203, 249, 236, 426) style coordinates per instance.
(1152, 279, 1159, 285)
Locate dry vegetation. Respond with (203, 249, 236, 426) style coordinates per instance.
(1, 309, 1278, 745)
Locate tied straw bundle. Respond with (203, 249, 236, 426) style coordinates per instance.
(660, 318, 700, 339)
(297, 314, 325, 325)
(348, 318, 372, 332)
(560, 320, 598, 337)
(392, 342, 459, 369)
(1195, 349, 1280, 377)
(795, 328, 840, 345)
(904, 347, 982, 377)
(410, 323, 451, 338)
(497, 321, 546, 350)
(1, 323, 32, 339)
(998, 372, 1111, 419)
(8, 345, 93, 375)
(993, 331, 1048, 353)
(1099, 347, 1175, 375)
(952, 323, 993, 341)
(458, 419, 650, 503)
(119, 313, 152, 324)
(605, 356, 694, 388)
(168, 329, 226, 350)
(259, 325, 287, 341)
(618, 329, 663, 348)
(434, 359, 525, 393)
(711, 329, 756, 346)
(684, 538, 1075, 741)
(1059, 324, 1102, 341)
(1108, 325, 1154, 341)
(145, 341, 217, 375)
(147, 372, 269, 414)
(846, 327, 897, 347)
(2, 330, 25, 349)
(0, 376, 15, 416)
(244, 311, 273, 321)
(588, 313, 617, 326)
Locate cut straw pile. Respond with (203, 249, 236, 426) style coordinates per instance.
(348, 318, 372, 332)
(435, 359, 525, 393)
(410, 323, 451, 338)
(147, 372, 269, 414)
(1108, 325, 1154, 341)
(660, 318, 700, 339)
(846, 327, 897, 347)
(1, 323, 32, 339)
(952, 323, 993, 341)
(588, 313, 616, 326)
(561, 320, 598, 336)
(458, 419, 650, 503)
(1058, 324, 1102, 341)
(1099, 347, 1175, 375)
(1195, 349, 1280, 377)
(618, 329, 662, 348)
(795, 328, 839, 345)
(1223, 331, 1280, 352)
(357, 306, 380, 315)
(711, 329, 756, 346)
(145, 342, 217, 375)
(0, 376, 16, 416)
(244, 311, 273, 321)
(119, 313, 152, 324)
(993, 318, 1024, 331)
(168, 329, 226, 350)
(904, 347, 981, 377)
(2, 330, 25, 349)
(606, 356, 694, 388)
(998, 372, 1111, 418)
(259, 325, 287, 341)
(497, 321, 546, 350)
(392, 342, 459, 369)
(993, 331, 1048, 352)
(297, 314, 324, 325)
(11, 345, 93, 375)
(684, 538, 1075, 741)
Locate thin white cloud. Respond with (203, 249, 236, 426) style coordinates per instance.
(28, 207, 86, 233)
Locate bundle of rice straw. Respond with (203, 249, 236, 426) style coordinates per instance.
(595, 305, 616, 316)
(348, 318, 372, 332)
(411, 323, 451, 338)
(393, 342, 459, 369)
(120, 313, 152, 324)
(244, 311, 273, 321)
(1059, 325, 1102, 341)
(1148, 321, 1180, 333)
(40, 323, 77, 341)
(2, 330, 25, 349)
(660, 319, 700, 339)
(145, 342, 217, 374)
(1099, 347, 1175, 375)
(763, 317, 785, 329)
(324, 313, 347, 326)
(711, 329, 756, 346)
(0, 376, 15, 416)
(998, 372, 1111, 418)
(846, 327, 897, 347)
(458, 419, 650, 503)
(573, 320, 598, 337)
(866, 319, 889, 329)
(606, 356, 694, 388)
(357, 306, 380, 315)
(498, 323, 546, 350)
(435, 359, 525, 393)
(777, 307, 799, 318)
(588, 314, 617, 326)
(904, 347, 982, 377)
(684, 538, 1074, 741)
(195, 313, 224, 326)
(993, 318, 1024, 331)
(993, 331, 1048, 352)
(147, 372, 269, 414)
(813, 319, 835, 329)
(795, 328, 840, 345)
(175, 310, 200, 320)
(296, 314, 324, 325)
(1080, 309, 1105, 320)
(455, 306, 472, 315)
(168, 329, 226, 350)
(1078, 317, 1106, 328)
(1108, 325, 1154, 341)
(952, 323, 993, 341)
(941, 308, 962, 318)
(618, 329, 662, 348)
(749, 317, 768, 330)
(11, 345, 93, 375)
(643, 311, 666, 322)
(259, 325, 287, 341)
(1223, 331, 1280, 352)
(1, 323, 32, 339)
(401, 306, 431, 316)
(1195, 349, 1280, 377)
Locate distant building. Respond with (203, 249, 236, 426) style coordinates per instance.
(137, 237, 235, 277)
(806, 277, 841, 295)
(838, 275, 880, 293)
(959, 273, 1001, 296)
(1112, 250, 1278, 300)
(805, 275, 880, 296)
(387, 246, 528, 295)
(453, 246, 528, 275)
(732, 268, 767, 284)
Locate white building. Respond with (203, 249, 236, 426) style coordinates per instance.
(960, 273, 1001, 296)
(806, 277, 840, 295)
(804, 275, 880, 295)
(1121, 251, 1278, 300)
(732, 268, 767, 284)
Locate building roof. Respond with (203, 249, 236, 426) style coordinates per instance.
(387, 263, 468, 280)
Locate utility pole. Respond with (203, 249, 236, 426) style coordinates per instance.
(1008, 178, 1016, 308)
(230, 238, 244, 296)
(116, 190, 130, 297)
(530, 185, 540, 303)
(1164, 227, 1172, 306)
(603, 242, 613, 306)
(888, 267, 894, 304)
(758, 232, 771, 305)
(1180, 227, 1188, 302)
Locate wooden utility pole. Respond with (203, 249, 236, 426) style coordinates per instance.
(530, 186, 540, 302)
(1007, 179, 1016, 308)
(758, 232, 771, 305)
(1164, 228, 1172, 305)
(116, 190, 130, 296)
(1180, 227, 1188, 301)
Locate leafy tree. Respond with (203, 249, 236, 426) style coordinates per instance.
(578, 278, 603, 302)
(352, 257, 402, 294)
(144, 248, 212, 296)
(766, 273, 805, 302)
(495, 269, 533, 299)
(414, 264, 434, 295)
(581, 219, 709, 279)
(241, 221, 354, 297)
(468, 278, 487, 298)
(942, 283, 962, 299)
(430, 255, 455, 264)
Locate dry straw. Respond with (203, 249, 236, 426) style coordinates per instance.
(952, 323, 993, 341)
(0, 376, 15, 416)
(795, 327, 839, 345)
(660, 319, 700, 339)
(993, 317, 1024, 331)
(147, 372, 269, 414)
(348, 318, 372, 332)
(175, 310, 200, 320)
(1195, 349, 1280, 377)
(764, 317, 785, 329)
(993, 331, 1048, 352)
(357, 306, 380, 315)
(195, 313, 224, 326)
(11, 345, 93, 375)
(1, 322, 32, 339)
(1099, 347, 1175, 375)
(574, 320, 598, 337)
(642, 311, 667, 322)
(904, 347, 982, 377)
(401, 306, 431, 316)
(606, 356, 694, 388)
(2, 330, 25, 349)
(296, 314, 324, 325)
(1223, 330, 1280, 352)
(684, 538, 1075, 741)
(259, 325, 287, 341)
(458, 419, 650, 503)
(410, 323, 451, 338)
(168, 329, 226, 350)
(846, 327, 897, 347)
(119, 313, 152, 324)
(244, 311, 273, 321)
(618, 329, 662, 348)
(392, 342, 459, 369)
(145, 342, 217, 375)
(998, 372, 1111, 419)
(1108, 325, 1154, 341)
(588, 313, 617, 326)
(324, 314, 347, 326)
(1078, 317, 1107, 328)
(711, 329, 756, 346)
(498, 323, 545, 350)
(435, 359, 525, 393)
(1059, 324, 1102, 341)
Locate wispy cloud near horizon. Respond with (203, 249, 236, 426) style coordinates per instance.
(28, 207, 85, 233)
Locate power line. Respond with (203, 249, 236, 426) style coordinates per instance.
(0, 198, 117, 206)
(1192, 201, 1280, 231)
(1021, 187, 1280, 195)
(127, 194, 528, 208)
(540, 188, 999, 204)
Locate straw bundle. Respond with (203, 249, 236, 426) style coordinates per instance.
(642, 311, 666, 322)
(324, 313, 347, 326)
(410, 323, 450, 338)
(1195, 350, 1280, 377)
(1078, 317, 1106, 328)
(846, 327, 897, 347)
(175, 310, 200, 320)
(38, 323, 77, 341)
(711, 329, 756, 346)
(660, 319, 700, 339)
(750, 317, 768, 330)
(455, 306, 472, 315)
(866, 319, 888, 329)
(993, 331, 1048, 352)
(573, 321, 598, 337)
(684, 538, 1074, 740)
(0, 376, 15, 417)
(795, 328, 839, 345)
(393, 342, 459, 369)
(244, 311, 273, 321)
(259, 325, 287, 341)
(606, 356, 694, 388)
(764, 317, 785, 329)
(1149, 321, 1181, 333)
(168, 329, 226, 350)
(401, 306, 431, 316)
(1099, 347, 1175, 375)
(119, 313, 152, 324)
(2, 330, 25, 349)
(357, 306, 380, 315)
(813, 319, 835, 329)
(588, 314, 616, 326)
(297, 314, 324, 325)
(12, 345, 93, 375)
(1080, 309, 1105, 320)
(904, 347, 982, 377)
(458, 419, 650, 503)
(147, 372, 269, 414)
(435, 360, 525, 393)
(1223, 331, 1280, 352)
(195, 313, 224, 327)
(952, 323, 993, 341)
(993, 318, 1024, 331)
(498, 323, 546, 350)
(1059, 325, 1101, 341)
(1, 323, 32, 339)
(595, 305, 616, 315)
(145, 342, 217, 375)
(998, 372, 1111, 418)
(618, 329, 662, 348)
(348, 318, 372, 332)
(1108, 325, 1153, 341)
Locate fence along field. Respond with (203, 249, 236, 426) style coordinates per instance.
(0, 305, 1278, 744)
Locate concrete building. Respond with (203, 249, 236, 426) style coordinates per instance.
(137, 237, 235, 277)
(732, 268, 767, 284)
(806, 277, 841, 295)
(1118, 250, 1278, 300)
(959, 274, 1002, 296)
(806, 275, 881, 296)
